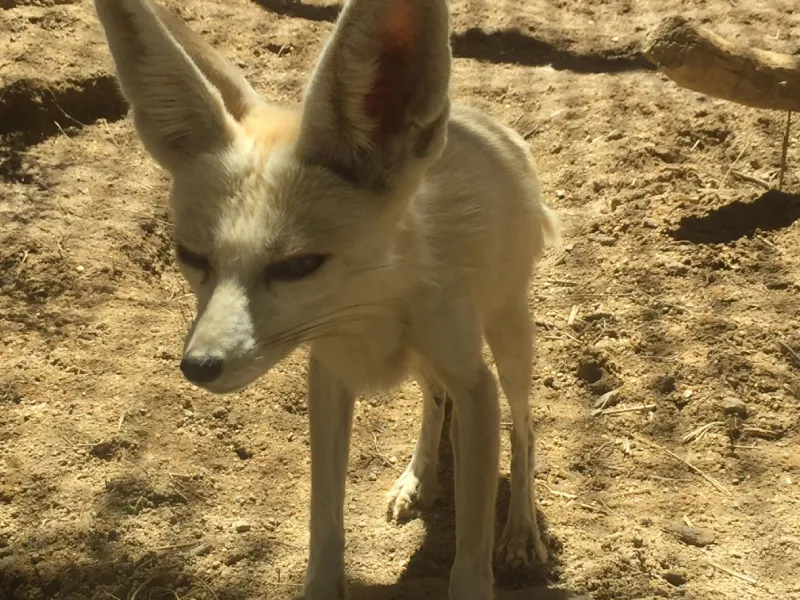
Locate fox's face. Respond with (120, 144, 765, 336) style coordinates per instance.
(166, 109, 405, 392)
(95, 0, 451, 392)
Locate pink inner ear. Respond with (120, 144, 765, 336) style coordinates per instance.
(363, 2, 417, 141)
(383, 2, 415, 50)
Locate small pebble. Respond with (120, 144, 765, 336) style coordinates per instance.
(642, 217, 659, 229)
(191, 543, 212, 557)
(664, 522, 716, 547)
(664, 572, 687, 587)
(234, 445, 254, 460)
(594, 234, 617, 247)
(212, 407, 228, 419)
(721, 397, 747, 418)
(233, 521, 251, 533)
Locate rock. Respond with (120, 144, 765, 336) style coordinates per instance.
(0, 554, 20, 571)
(664, 522, 716, 547)
(212, 406, 228, 419)
(646, 144, 681, 164)
(190, 543, 212, 556)
(593, 234, 617, 247)
(225, 550, 246, 565)
(642, 217, 659, 229)
(664, 572, 687, 587)
(721, 397, 747, 418)
(233, 520, 251, 533)
(234, 444, 254, 460)
(606, 129, 624, 141)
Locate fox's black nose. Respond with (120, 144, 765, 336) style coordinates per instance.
(180, 355, 224, 384)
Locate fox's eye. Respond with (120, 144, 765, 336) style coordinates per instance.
(176, 244, 211, 281)
(267, 253, 329, 282)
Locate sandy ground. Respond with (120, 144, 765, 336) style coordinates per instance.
(1, 1, 799, 599)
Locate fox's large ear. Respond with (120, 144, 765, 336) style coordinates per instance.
(94, 0, 261, 171)
(295, 0, 451, 191)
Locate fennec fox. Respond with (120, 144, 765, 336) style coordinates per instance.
(94, 0, 559, 598)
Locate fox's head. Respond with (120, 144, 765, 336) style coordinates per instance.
(95, 0, 451, 392)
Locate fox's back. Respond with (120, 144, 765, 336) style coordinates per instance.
(411, 103, 557, 317)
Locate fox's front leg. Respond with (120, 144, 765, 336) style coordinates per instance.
(446, 364, 500, 600)
(414, 299, 500, 600)
(304, 356, 356, 600)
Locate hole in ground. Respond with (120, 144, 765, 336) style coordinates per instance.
(0, 75, 129, 146)
(669, 190, 800, 244)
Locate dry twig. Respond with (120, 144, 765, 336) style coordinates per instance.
(633, 434, 730, 496)
(719, 141, 750, 191)
(732, 170, 772, 190)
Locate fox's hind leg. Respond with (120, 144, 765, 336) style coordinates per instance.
(387, 366, 446, 522)
(485, 295, 549, 568)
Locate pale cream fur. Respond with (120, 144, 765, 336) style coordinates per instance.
(93, 0, 560, 598)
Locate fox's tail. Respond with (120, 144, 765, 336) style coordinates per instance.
(540, 202, 561, 249)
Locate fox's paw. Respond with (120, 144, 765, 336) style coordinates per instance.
(386, 469, 436, 523)
(495, 518, 549, 569)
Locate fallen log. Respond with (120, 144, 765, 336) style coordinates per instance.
(642, 15, 800, 112)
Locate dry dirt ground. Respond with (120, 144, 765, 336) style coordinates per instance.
(2, 1, 800, 599)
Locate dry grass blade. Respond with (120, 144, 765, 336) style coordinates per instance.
(539, 480, 578, 500)
(196, 577, 221, 600)
(682, 421, 722, 444)
(777, 339, 800, 367)
(593, 388, 622, 410)
(594, 403, 656, 417)
(707, 560, 758, 584)
(720, 141, 750, 191)
(128, 575, 157, 600)
(779, 111, 792, 191)
(567, 304, 581, 326)
(14, 250, 30, 282)
(578, 502, 612, 516)
(633, 434, 730, 496)
(152, 540, 204, 552)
